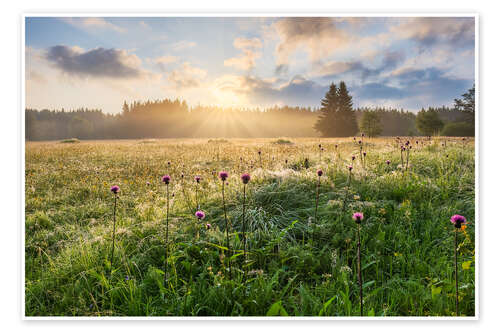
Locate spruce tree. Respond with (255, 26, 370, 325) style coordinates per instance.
(314, 83, 338, 136)
(336, 81, 358, 137)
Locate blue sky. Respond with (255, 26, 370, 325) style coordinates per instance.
(25, 16, 475, 113)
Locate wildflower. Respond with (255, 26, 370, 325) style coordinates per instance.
(352, 212, 364, 223)
(241, 173, 251, 184)
(317, 169, 323, 177)
(450, 214, 467, 229)
(352, 155, 356, 161)
(195, 176, 201, 183)
(162, 175, 171, 184)
(386, 160, 391, 165)
(195, 210, 206, 220)
(348, 165, 353, 171)
(206, 223, 211, 230)
(219, 171, 228, 181)
(361, 133, 365, 137)
(146, 181, 150, 186)
(109, 185, 120, 272)
(110, 185, 120, 194)
(363, 152, 366, 157)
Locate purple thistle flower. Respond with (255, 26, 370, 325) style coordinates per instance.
(319, 144, 322, 148)
(361, 133, 365, 137)
(219, 171, 228, 181)
(348, 165, 353, 171)
(386, 160, 391, 165)
(206, 223, 211, 230)
(450, 214, 467, 228)
(317, 169, 323, 177)
(241, 173, 251, 184)
(352, 212, 364, 223)
(162, 175, 171, 184)
(110, 185, 120, 194)
(352, 155, 356, 161)
(258, 150, 261, 155)
(195, 176, 201, 183)
(167, 161, 171, 166)
(195, 210, 206, 220)
(363, 152, 366, 157)
(358, 140, 362, 144)
(335, 144, 338, 148)
(146, 181, 150, 186)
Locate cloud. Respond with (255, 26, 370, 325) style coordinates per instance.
(273, 17, 350, 69)
(352, 66, 472, 109)
(60, 17, 126, 33)
(44, 45, 146, 79)
(215, 74, 327, 106)
(314, 50, 406, 80)
(392, 17, 474, 48)
(224, 37, 263, 71)
(152, 55, 178, 71)
(171, 41, 197, 51)
(167, 62, 207, 89)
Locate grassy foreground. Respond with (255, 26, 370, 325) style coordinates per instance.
(25, 137, 475, 316)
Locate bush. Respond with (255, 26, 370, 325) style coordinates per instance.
(440, 122, 475, 137)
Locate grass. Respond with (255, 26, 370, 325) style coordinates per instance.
(25, 137, 475, 316)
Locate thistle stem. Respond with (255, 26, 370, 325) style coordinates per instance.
(110, 194, 117, 273)
(315, 176, 320, 223)
(222, 181, 232, 279)
(164, 184, 170, 287)
(455, 229, 459, 316)
(356, 222, 363, 316)
(242, 184, 247, 280)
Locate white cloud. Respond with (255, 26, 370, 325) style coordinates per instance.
(60, 17, 126, 33)
(224, 37, 263, 71)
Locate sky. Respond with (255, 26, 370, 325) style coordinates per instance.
(25, 16, 475, 114)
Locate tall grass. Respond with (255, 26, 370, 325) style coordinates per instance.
(24, 138, 475, 316)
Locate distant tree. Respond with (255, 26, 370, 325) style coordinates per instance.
(314, 83, 338, 136)
(314, 81, 358, 137)
(360, 110, 382, 137)
(454, 85, 475, 121)
(441, 121, 475, 137)
(416, 109, 444, 136)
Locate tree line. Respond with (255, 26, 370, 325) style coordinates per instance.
(25, 84, 475, 141)
(314, 82, 475, 138)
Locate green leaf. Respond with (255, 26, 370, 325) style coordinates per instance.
(266, 301, 288, 316)
(431, 285, 442, 299)
(318, 296, 337, 316)
(206, 242, 229, 251)
(462, 261, 472, 270)
(362, 280, 375, 289)
(367, 308, 375, 316)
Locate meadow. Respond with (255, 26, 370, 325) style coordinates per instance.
(24, 137, 475, 317)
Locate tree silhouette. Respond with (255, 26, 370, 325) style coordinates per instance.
(314, 81, 358, 137)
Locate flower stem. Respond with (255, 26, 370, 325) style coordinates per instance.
(315, 176, 320, 223)
(455, 229, 459, 316)
(164, 184, 170, 287)
(110, 194, 117, 273)
(242, 184, 247, 280)
(222, 181, 232, 280)
(357, 222, 364, 316)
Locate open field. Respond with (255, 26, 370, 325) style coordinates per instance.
(24, 137, 475, 316)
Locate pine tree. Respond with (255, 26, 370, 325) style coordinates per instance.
(314, 83, 338, 136)
(335, 81, 358, 137)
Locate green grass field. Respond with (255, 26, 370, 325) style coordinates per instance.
(24, 137, 475, 316)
